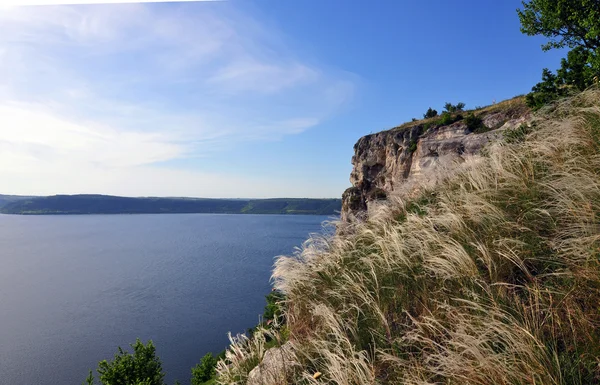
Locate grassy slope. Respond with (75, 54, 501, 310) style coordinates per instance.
(389, 95, 530, 133)
(217, 88, 600, 384)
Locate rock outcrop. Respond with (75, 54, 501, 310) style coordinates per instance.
(341, 100, 530, 221)
(246, 343, 296, 385)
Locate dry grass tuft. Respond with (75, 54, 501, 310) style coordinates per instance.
(217, 88, 600, 384)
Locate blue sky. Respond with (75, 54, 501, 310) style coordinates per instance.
(0, 0, 565, 198)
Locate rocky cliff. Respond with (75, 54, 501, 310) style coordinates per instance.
(341, 97, 531, 220)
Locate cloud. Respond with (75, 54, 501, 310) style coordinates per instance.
(0, 104, 187, 168)
(0, 0, 220, 6)
(0, 2, 356, 196)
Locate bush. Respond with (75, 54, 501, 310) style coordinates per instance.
(526, 48, 597, 110)
(408, 140, 418, 153)
(444, 102, 466, 113)
(525, 68, 565, 110)
(423, 107, 438, 119)
(464, 112, 487, 132)
(438, 112, 463, 126)
(439, 112, 453, 125)
(85, 339, 166, 385)
(191, 353, 217, 385)
(263, 290, 285, 323)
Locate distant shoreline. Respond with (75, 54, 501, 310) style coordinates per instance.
(0, 194, 342, 216)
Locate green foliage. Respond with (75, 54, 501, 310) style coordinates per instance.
(422, 111, 465, 131)
(263, 290, 285, 323)
(443, 102, 466, 113)
(439, 112, 463, 126)
(191, 353, 217, 385)
(408, 140, 418, 153)
(423, 121, 435, 131)
(519, 0, 600, 109)
(504, 123, 534, 143)
(557, 46, 596, 90)
(525, 68, 566, 109)
(525, 48, 598, 110)
(464, 112, 487, 133)
(85, 339, 165, 385)
(423, 107, 438, 119)
(439, 112, 453, 125)
(83, 370, 95, 385)
(517, 0, 600, 52)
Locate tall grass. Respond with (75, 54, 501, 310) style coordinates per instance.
(217, 88, 600, 384)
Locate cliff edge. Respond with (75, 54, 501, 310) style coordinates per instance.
(341, 97, 530, 220)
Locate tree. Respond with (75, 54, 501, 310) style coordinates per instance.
(83, 370, 95, 385)
(443, 102, 466, 113)
(423, 107, 438, 119)
(85, 339, 166, 385)
(191, 353, 217, 385)
(518, 0, 600, 108)
(556, 46, 596, 90)
(526, 68, 563, 108)
(517, 0, 600, 52)
(525, 50, 596, 109)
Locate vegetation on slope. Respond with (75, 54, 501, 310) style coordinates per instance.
(519, 0, 600, 109)
(82, 292, 283, 385)
(216, 88, 600, 384)
(0, 194, 34, 208)
(0, 195, 341, 216)
(390, 95, 529, 138)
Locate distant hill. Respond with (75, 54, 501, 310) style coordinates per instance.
(0, 194, 341, 215)
(0, 194, 37, 209)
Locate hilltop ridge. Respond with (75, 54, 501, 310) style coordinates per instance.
(0, 195, 341, 216)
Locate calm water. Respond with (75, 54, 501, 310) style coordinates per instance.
(0, 213, 329, 385)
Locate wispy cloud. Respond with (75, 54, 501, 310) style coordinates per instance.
(0, 0, 220, 6)
(0, 2, 356, 197)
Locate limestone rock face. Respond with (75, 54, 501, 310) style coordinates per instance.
(341, 106, 530, 221)
(246, 343, 296, 385)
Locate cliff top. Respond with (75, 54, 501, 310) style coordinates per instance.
(382, 95, 528, 137)
(343, 94, 531, 221)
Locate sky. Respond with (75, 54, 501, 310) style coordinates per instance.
(0, 0, 566, 198)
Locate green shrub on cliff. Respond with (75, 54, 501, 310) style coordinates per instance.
(423, 107, 438, 119)
(84, 339, 166, 385)
(464, 112, 487, 132)
(438, 111, 463, 125)
(191, 353, 218, 385)
(443, 102, 465, 112)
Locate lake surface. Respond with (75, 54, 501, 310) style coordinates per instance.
(0, 213, 330, 385)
